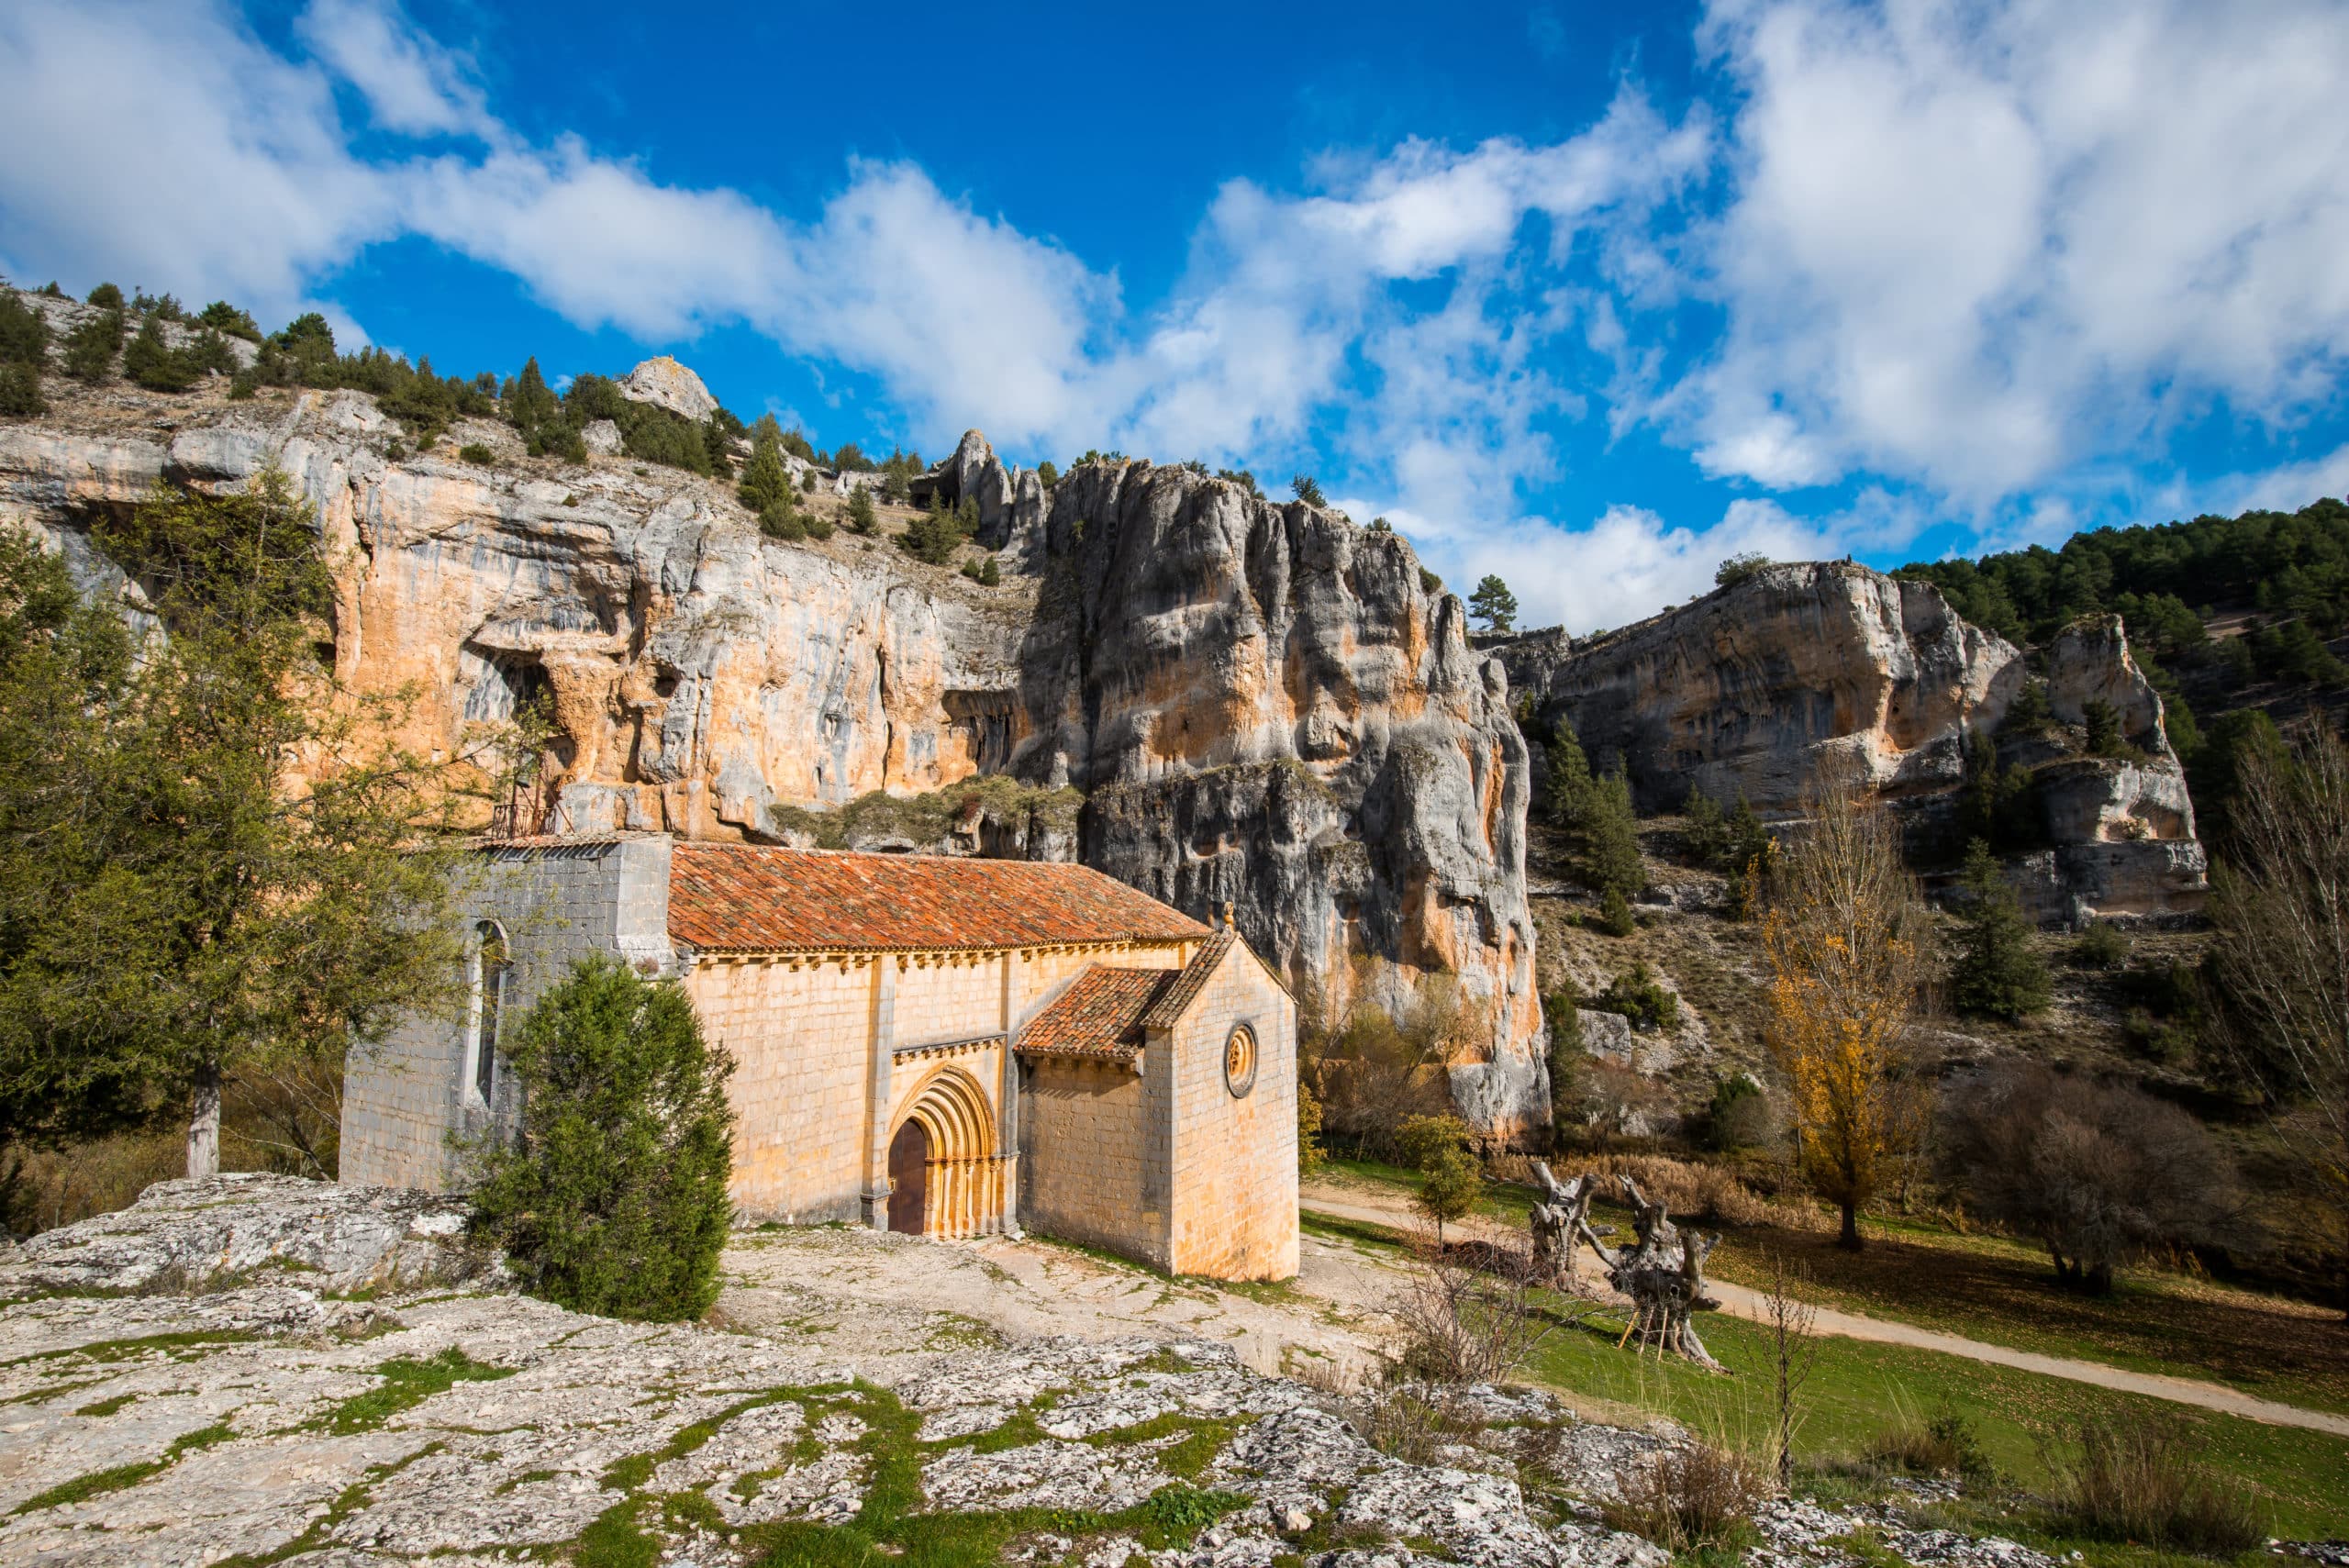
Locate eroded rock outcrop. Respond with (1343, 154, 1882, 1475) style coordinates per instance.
(1496, 562, 2206, 920)
(0, 389, 1545, 1134)
(1015, 459, 1543, 1130)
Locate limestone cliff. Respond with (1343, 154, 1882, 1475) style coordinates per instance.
(1494, 562, 2206, 921)
(0, 384, 1547, 1136)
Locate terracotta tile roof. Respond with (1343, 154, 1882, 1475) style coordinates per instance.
(1017, 965, 1179, 1060)
(1141, 929, 1237, 1029)
(667, 843, 1209, 953)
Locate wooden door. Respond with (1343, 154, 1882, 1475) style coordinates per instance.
(886, 1119, 929, 1234)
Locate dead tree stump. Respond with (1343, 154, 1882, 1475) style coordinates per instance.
(1532, 1166, 1724, 1371)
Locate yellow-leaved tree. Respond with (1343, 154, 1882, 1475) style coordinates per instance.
(1760, 777, 1930, 1250)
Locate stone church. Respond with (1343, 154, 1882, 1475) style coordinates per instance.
(340, 837, 1300, 1280)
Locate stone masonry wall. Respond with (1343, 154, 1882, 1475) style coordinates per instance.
(684, 955, 878, 1223)
(340, 838, 676, 1190)
(1167, 949, 1299, 1281)
(1018, 1057, 1161, 1266)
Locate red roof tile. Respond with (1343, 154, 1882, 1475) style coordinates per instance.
(667, 844, 1209, 953)
(1017, 966, 1180, 1059)
(1141, 929, 1237, 1029)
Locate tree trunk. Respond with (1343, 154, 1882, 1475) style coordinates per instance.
(1837, 1201, 1861, 1251)
(187, 1062, 222, 1179)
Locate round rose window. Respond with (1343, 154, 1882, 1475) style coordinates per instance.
(1223, 1024, 1258, 1098)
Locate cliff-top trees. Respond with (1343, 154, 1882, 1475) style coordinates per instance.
(1760, 778, 1930, 1249)
(1469, 575, 1518, 633)
(0, 474, 480, 1175)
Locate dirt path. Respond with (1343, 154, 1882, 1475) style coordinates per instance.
(1298, 1181, 2349, 1440)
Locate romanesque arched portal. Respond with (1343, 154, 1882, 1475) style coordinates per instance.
(891, 1066, 1004, 1240)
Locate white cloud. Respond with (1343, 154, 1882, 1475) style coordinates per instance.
(0, 1, 395, 323)
(295, 0, 493, 139)
(1680, 0, 2349, 497)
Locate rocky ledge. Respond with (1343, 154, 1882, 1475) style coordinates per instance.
(0, 1178, 2094, 1568)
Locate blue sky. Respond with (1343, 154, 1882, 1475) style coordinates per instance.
(6, 0, 2349, 632)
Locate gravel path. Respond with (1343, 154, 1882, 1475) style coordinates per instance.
(1298, 1181, 2349, 1439)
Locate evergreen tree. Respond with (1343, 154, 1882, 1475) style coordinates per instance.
(1951, 839, 2052, 1019)
(61, 310, 122, 383)
(85, 282, 124, 309)
(0, 294, 50, 366)
(1035, 460, 1060, 488)
(1683, 784, 1727, 865)
(0, 362, 43, 418)
(1583, 770, 1644, 901)
(1290, 473, 1327, 507)
(738, 423, 794, 518)
(122, 315, 195, 392)
(845, 484, 878, 535)
(507, 356, 561, 439)
(466, 955, 736, 1321)
(1546, 717, 1594, 828)
(0, 473, 479, 1169)
(1468, 574, 1518, 633)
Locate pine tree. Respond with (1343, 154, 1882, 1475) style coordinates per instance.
(1951, 839, 2051, 1019)
(738, 424, 794, 517)
(1290, 473, 1327, 507)
(845, 485, 877, 535)
(507, 356, 561, 439)
(122, 315, 195, 391)
(62, 310, 123, 383)
(1546, 718, 1594, 828)
(1584, 770, 1644, 901)
(1468, 574, 1518, 633)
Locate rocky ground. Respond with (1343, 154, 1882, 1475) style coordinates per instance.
(0, 1176, 2139, 1568)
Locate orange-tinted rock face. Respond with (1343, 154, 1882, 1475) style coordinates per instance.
(0, 398, 1550, 1139)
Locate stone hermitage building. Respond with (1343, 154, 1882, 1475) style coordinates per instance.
(340, 837, 1301, 1280)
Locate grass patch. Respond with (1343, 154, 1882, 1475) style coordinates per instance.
(0, 1329, 252, 1371)
(10, 1420, 233, 1514)
(310, 1345, 514, 1435)
(73, 1392, 138, 1418)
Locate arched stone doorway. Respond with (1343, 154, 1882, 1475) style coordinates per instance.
(885, 1120, 929, 1234)
(886, 1066, 1004, 1240)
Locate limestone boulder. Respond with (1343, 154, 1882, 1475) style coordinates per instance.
(616, 355, 718, 420)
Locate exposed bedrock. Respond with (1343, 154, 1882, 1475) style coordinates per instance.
(0, 401, 1546, 1136)
(1495, 561, 2206, 920)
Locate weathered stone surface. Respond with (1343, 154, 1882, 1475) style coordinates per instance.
(1497, 562, 2205, 920)
(0, 388, 1546, 1134)
(0, 1179, 2215, 1568)
(1026, 460, 1542, 1132)
(2, 1173, 492, 1296)
(616, 354, 718, 420)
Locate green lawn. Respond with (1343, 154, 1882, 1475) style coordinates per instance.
(1299, 1194, 2349, 1543)
(1309, 1157, 2349, 1418)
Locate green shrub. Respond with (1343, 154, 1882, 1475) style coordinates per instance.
(1714, 551, 1771, 589)
(122, 316, 195, 391)
(845, 485, 877, 535)
(1397, 1113, 1480, 1239)
(0, 362, 45, 417)
(0, 293, 50, 366)
(1035, 460, 1059, 487)
(85, 282, 124, 309)
(468, 955, 736, 1321)
(2000, 677, 2054, 738)
(62, 310, 123, 383)
(800, 505, 834, 542)
(2075, 918, 2130, 969)
(1594, 962, 1677, 1030)
(1705, 1073, 1771, 1151)
(1596, 885, 1637, 937)
(458, 442, 495, 465)
(1419, 566, 1441, 595)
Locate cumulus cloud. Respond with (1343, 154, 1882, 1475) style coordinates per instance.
(5, 0, 2346, 634)
(1679, 0, 2349, 497)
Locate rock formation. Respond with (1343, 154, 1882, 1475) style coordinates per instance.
(0, 377, 1547, 1136)
(615, 354, 718, 419)
(1495, 561, 2206, 921)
